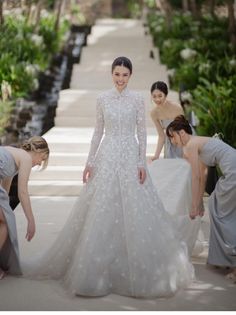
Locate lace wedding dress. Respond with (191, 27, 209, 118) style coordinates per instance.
(23, 88, 194, 298)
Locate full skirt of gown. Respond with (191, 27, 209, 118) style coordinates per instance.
(23, 136, 194, 298)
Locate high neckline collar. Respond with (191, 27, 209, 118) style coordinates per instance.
(111, 87, 130, 97)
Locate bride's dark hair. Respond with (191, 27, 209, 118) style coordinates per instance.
(166, 115, 192, 137)
(111, 56, 132, 74)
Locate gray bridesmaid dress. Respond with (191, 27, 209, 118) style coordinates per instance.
(0, 147, 21, 275)
(199, 138, 236, 266)
(161, 119, 183, 158)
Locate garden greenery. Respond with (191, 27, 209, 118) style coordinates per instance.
(147, 10, 236, 147)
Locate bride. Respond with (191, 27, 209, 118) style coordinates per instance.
(23, 56, 194, 298)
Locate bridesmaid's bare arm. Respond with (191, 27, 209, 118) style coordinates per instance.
(150, 110, 165, 159)
(184, 145, 201, 219)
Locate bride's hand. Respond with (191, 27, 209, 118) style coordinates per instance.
(138, 167, 146, 184)
(83, 166, 93, 183)
(151, 155, 158, 162)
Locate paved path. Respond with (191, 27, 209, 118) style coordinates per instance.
(0, 18, 235, 311)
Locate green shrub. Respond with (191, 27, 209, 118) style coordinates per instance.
(192, 77, 236, 148)
(0, 100, 13, 136)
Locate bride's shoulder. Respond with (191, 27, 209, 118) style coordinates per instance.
(129, 90, 145, 104)
(97, 90, 112, 103)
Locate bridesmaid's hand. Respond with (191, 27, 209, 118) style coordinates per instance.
(198, 201, 205, 217)
(26, 218, 36, 241)
(189, 209, 198, 220)
(138, 167, 146, 184)
(83, 166, 93, 184)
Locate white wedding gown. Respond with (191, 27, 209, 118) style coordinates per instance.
(23, 88, 194, 298)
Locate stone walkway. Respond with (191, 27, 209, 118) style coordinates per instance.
(0, 19, 235, 311)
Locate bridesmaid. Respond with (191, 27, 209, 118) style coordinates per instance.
(150, 81, 184, 160)
(0, 136, 49, 279)
(166, 115, 236, 280)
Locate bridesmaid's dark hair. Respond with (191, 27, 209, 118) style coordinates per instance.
(150, 81, 168, 96)
(166, 115, 193, 137)
(111, 56, 132, 74)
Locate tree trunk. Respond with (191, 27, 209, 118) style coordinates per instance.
(0, 0, 4, 25)
(34, 0, 44, 31)
(24, 0, 33, 23)
(189, 0, 200, 19)
(227, 0, 236, 49)
(54, 0, 64, 32)
(158, 0, 172, 30)
(208, 0, 216, 17)
(182, 0, 189, 11)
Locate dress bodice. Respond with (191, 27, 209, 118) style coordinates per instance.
(161, 119, 172, 129)
(199, 138, 236, 173)
(0, 147, 18, 179)
(86, 88, 146, 167)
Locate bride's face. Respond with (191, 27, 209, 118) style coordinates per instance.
(112, 65, 131, 92)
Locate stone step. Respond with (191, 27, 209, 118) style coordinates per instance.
(55, 115, 154, 127)
(48, 152, 88, 165)
(28, 180, 83, 196)
(77, 51, 162, 71)
(70, 66, 168, 90)
(47, 142, 157, 153)
(48, 151, 157, 166)
(55, 116, 96, 127)
(30, 166, 84, 180)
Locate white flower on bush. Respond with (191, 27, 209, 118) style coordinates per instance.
(1, 80, 12, 101)
(167, 68, 175, 78)
(181, 91, 192, 102)
(62, 14, 71, 22)
(198, 62, 211, 73)
(15, 14, 25, 22)
(32, 78, 39, 90)
(155, 25, 163, 33)
(180, 48, 197, 60)
(229, 59, 236, 67)
(16, 32, 24, 40)
(12, 8, 23, 15)
(31, 34, 44, 46)
(25, 64, 39, 77)
(3, 10, 11, 16)
(163, 39, 172, 48)
(41, 9, 50, 18)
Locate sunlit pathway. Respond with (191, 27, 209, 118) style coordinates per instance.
(1, 19, 235, 311)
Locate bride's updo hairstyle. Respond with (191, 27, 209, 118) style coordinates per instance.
(22, 136, 50, 169)
(166, 115, 193, 138)
(111, 56, 132, 74)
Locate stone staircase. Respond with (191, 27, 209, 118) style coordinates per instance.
(28, 18, 178, 196)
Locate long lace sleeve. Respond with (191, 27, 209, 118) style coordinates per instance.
(86, 96, 104, 167)
(136, 94, 147, 167)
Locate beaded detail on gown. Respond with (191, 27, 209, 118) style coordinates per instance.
(199, 138, 236, 266)
(23, 88, 194, 297)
